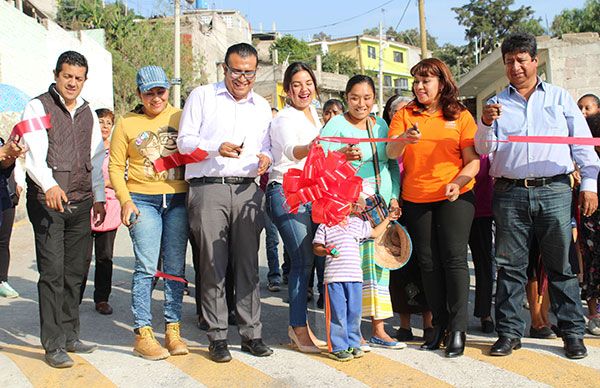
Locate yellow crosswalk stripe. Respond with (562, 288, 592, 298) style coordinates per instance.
(465, 341, 600, 387)
(0, 344, 115, 388)
(581, 337, 600, 348)
(310, 350, 450, 387)
(167, 347, 277, 387)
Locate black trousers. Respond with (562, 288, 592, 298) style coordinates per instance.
(403, 191, 475, 331)
(27, 197, 93, 352)
(468, 216, 494, 318)
(0, 207, 16, 282)
(81, 229, 117, 303)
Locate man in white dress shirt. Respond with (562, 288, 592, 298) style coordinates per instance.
(177, 43, 273, 363)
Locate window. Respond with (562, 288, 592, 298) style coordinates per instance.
(394, 78, 409, 92)
(367, 46, 376, 59)
(384, 75, 392, 87)
(223, 15, 233, 28)
(393, 51, 404, 63)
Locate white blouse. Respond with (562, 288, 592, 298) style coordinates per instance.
(268, 105, 321, 184)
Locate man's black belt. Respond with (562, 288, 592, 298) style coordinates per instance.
(191, 177, 255, 185)
(498, 174, 568, 188)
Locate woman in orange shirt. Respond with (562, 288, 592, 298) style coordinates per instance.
(387, 58, 480, 358)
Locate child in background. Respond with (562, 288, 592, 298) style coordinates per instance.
(313, 200, 399, 361)
(578, 94, 600, 118)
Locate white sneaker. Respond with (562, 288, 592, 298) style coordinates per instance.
(0, 282, 19, 298)
(588, 316, 600, 336)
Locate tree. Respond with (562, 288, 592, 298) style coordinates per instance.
(551, 0, 600, 36)
(433, 43, 473, 79)
(321, 51, 358, 77)
(312, 31, 331, 41)
(270, 35, 316, 64)
(57, 0, 200, 115)
(363, 27, 438, 50)
(452, 0, 544, 58)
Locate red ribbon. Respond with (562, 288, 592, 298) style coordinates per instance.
(154, 271, 188, 284)
(318, 135, 600, 146)
(153, 148, 208, 172)
(11, 115, 52, 138)
(282, 146, 363, 226)
(508, 135, 600, 146)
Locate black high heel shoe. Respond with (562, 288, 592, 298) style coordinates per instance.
(445, 331, 466, 357)
(420, 325, 447, 350)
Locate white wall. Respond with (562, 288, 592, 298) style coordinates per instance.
(0, 1, 114, 110)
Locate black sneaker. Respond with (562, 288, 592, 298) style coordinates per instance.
(66, 340, 97, 353)
(45, 348, 74, 368)
(267, 282, 281, 292)
(395, 327, 414, 341)
(208, 340, 232, 363)
(529, 326, 557, 339)
(328, 349, 353, 362)
(241, 338, 273, 357)
(349, 347, 364, 358)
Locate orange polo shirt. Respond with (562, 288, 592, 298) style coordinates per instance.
(388, 104, 477, 203)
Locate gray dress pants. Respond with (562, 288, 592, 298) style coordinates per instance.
(187, 180, 265, 342)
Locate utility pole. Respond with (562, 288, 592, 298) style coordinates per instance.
(173, 0, 181, 108)
(418, 0, 428, 59)
(273, 49, 279, 109)
(378, 10, 384, 117)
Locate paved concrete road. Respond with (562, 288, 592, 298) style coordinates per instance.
(1, 220, 600, 387)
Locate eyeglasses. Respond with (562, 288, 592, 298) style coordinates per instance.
(225, 65, 257, 80)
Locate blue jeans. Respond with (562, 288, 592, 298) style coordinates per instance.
(266, 182, 316, 327)
(129, 193, 188, 328)
(493, 176, 585, 339)
(325, 282, 362, 353)
(264, 211, 282, 283)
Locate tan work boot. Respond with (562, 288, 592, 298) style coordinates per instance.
(133, 326, 169, 360)
(165, 322, 189, 356)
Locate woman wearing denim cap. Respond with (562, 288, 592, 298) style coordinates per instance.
(109, 65, 189, 360)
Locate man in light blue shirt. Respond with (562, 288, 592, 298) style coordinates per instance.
(475, 32, 600, 360)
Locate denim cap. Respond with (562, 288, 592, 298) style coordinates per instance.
(136, 65, 170, 92)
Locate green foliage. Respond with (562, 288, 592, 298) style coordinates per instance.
(321, 51, 358, 77)
(452, 0, 544, 56)
(56, 0, 201, 116)
(433, 43, 473, 79)
(312, 31, 331, 41)
(364, 27, 439, 50)
(271, 35, 316, 63)
(551, 0, 600, 36)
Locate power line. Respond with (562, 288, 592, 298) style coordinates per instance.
(394, 0, 412, 31)
(275, 0, 396, 33)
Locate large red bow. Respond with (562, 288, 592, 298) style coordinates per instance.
(282, 145, 362, 226)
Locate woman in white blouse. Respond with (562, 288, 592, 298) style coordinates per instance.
(267, 62, 323, 352)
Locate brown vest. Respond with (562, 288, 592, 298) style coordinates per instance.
(26, 85, 94, 203)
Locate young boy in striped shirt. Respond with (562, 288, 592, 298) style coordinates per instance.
(313, 204, 398, 361)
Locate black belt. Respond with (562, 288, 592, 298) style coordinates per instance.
(498, 174, 568, 188)
(191, 177, 255, 185)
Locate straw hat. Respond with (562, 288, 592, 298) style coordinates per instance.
(373, 222, 412, 270)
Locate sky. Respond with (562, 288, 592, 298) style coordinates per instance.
(126, 0, 587, 46)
